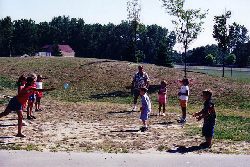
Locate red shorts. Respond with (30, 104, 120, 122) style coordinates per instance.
(158, 95, 167, 104)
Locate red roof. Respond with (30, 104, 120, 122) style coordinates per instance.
(42, 44, 74, 53)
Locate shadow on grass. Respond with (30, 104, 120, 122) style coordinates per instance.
(167, 145, 207, 154)
(90, 91, 130, 99)
(81, 60, 115, 67)
(110, 129, 140, 133)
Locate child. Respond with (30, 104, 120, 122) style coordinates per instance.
(35, 75, 48, 112)
(139, 87, 151, 132)
(27, 73, 37, 120)
(158, 80, 167, 116)
(177, 78, 190, 123)
(0, 76, 55, 137)
(17, 75, 27, 111)
(193, 89, 216, 148)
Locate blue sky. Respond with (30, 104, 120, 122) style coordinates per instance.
(1, 0, 250, 51)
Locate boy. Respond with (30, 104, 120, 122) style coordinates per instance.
(139, 87, 151, 132)
(193, 89, 216, 148)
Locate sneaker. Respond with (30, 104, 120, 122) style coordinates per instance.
(177, 118, 186, 124)
(162, 113, 166, 116)
(27, 116, 33, 120)
(132, 106, 137, 112)
(35, 109, 39, 112)
(140, 127, 148, 132)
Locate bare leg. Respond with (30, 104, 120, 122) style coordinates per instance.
(158, 103, 162, 115)
(182, 107, 186, 120)
(162, 104, 166, 114)
(17, 110, 23, 135)
(206, 137, 212, 146)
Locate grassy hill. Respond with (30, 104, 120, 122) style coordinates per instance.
(0, 57, 249, 153)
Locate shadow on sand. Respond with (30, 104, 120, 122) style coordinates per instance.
(107, 110, 138, 115)
(110, 129, 140, 133)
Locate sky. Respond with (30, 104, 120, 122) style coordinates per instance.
(1, 0, 250, 51)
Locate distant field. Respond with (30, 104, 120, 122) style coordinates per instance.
(175, 65, 250, 83)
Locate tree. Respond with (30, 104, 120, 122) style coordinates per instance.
(0, 16, 13, 56)
(205, 54, 215, 66)
(127, 0, 141, 62)
(213, 10, 231, 77)
(161, 0, 208, 77)
(226, 53, 236, 77)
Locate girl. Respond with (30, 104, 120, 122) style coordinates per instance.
(35, 75, 48, 112)
(0, 77, 55, 137)
(17, 75, 27, 111)
(177, 78, 190, 123)
(158, 80, 167, 116)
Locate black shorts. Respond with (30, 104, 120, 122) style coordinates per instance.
(133, 89, 140, 98)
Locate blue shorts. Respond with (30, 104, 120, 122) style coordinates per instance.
(202, 123, 215, 137)
(140, 110, 150, 121)
(7, 96, 22, 111)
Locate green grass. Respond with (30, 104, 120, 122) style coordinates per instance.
(215, 115, 250, 141)
(0, 76, 16, 90)
(186, 115, 250, 142)
(191, 69, 250, 83)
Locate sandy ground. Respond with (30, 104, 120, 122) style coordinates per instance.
(0, 99, 249, 154)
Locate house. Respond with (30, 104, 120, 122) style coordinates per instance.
(38, 44, 75, 57)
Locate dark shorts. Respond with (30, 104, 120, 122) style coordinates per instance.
(7, 97, 22, 111)
(202, 123, 215, 137)
(133, 89, 140, 98)
(29, 94, 36, 102)
(140, 110, 150, 121)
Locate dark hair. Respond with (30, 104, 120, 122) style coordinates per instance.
(25, 77, 35, 87)
(203, 89, 212, 98)
(140, 87, 148, 92)
(182, 78, 189, 86)
(17, 75, 26, 86)
(161, 80, 167, 87)
(138, 65, 143, 70)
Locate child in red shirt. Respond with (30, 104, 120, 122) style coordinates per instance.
(0, 77, 55, 137)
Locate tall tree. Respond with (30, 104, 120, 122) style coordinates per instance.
(213, 10, 231, 77)
(0, 16, 13, 56)
(127, 0, 141, 62)
(161, 0, 208, 77)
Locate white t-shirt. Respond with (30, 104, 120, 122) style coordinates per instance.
(179, 86, 189, 100)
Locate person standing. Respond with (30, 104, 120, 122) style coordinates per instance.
(131, 65, 149, 111)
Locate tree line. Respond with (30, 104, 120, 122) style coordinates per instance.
(0, 16, 176, 67)
(0, 15, 249, 67)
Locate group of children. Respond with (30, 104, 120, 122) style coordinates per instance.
(134, 66, 216, 148)
(0, 73, 54, 137)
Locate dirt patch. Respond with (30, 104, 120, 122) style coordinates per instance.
(1, 100, 249, 154)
